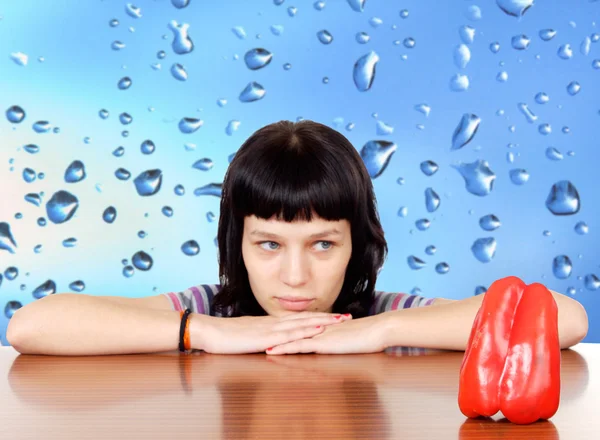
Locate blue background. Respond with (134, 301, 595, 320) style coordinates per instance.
(1, 0, 599, 344)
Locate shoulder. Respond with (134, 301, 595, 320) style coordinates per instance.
(161, 284, 222, 315)
(369, 290, 437, 315)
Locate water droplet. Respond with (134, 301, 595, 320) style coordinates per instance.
(375, 120, 394, 135)
(192, 158, 214, 171)
(110, 19, 119, 27)
(360, 140, 397, 178)
(356, 32, 370, 44)
(37, 217, 47, 227)
(111, 41, 125, 51)
(69, 280, 85, 292)
(400, 9, 409, 18)
(459, 25, 476, 44)
(471, 237, 497, 263)
(516, 102, 537, 123)
(420, 160, 438, 176)
(451, 113, 480, 151)
(123, 265, 135, 278)
(174, 184, 185, 195)
(511, 34, 530, 50)
(118, 76, 132, 90)
(397, 206, 408, 218)
(283, 62, 292, 70)
(557, 44, 573, 60)
(496, 0, 533, 17)
(171, 0, 190, 8)
(353, 51, 379, 92)
(22, 168, 36, 183)
(584, 274, 600, 291)
(422, 245, 436, 256)
(403, 37, 415, 48)
(134, 169, 163, 196)
(288, 6, 298, 16)
(244, 48, 274, 71)
(424, 188, 441, 213)
(119, 112, 133, 125)
(168, 20, 194, 54)
(115, 168, 131, 180)
(99, 109, 109, 119)
(407, 255, 426, 270)
(479, 214, 501, 231)
(6, 105, 25, 123)
(581, 36, 592, 56)
(113, 146, 125, 157)
(490, 42, 500, 53)
(125, 4, 142, 18)
(65, 160, 86, 183)
(270, 25, 284, 36)
(32, 121, 51, 133)
(170, 63, 188, 81)
(566, 81, 581, 96)
(178, 117, 203, 133)
(509, 168, 529, 185)
(0, 223, 18, 254)
(62, 237, 77, 248)
(452, 159, 496, 196)
(4, 267, 18, 281)
(347, 0, 366, 12)
(496, 71, 508, 82)
(232, 26, 247, 39)
(10, 52, 28, 66)
(574, 221, 589, 235)
(435, 262, 450, 274)
(181, 240, 200, 256)
(46, 190, 79, 224)
(139, 140, 155, 155)
(465, 5, 482, 21)
(32, 279, 56, 299)
(538, 123, 551, 135)
(414, 104, 431, 117)
(543, 230, 551, 237)
(194, 183, 222, 197)
(24, 193, 41, 207)
(449, 73, 469, 91)
(226, 120, 241, 135)
(317, 30, 333, 45)
(206, 212, 216, 222)
(239, 81, 266, 102)
(545, 146, 563, 161)
(539, 29, 556, 41)
(545, 180, 580, 216)
(415, 218, 431, 231)
(592, 59, 600, 69)
(132, 251, 153, 271)
(454, 44, 471, 68)
(103, 206, 117, 223)
(162, 206, 173, 217)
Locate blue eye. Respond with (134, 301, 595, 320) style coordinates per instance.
(258, 241, 334, 251)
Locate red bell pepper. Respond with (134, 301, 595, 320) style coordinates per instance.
(458, 276, 561, 425)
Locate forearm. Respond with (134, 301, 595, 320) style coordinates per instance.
(382, 289, 588, 351)
(6, 294, 207, 356)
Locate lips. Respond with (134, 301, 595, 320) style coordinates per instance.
(276, 297, 315, 311)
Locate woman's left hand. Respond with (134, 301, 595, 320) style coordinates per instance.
(265, 314, 389, 355)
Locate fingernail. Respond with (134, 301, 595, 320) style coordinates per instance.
(334, 315, 342, 319)
(316, 326, 321, 329)
(267, 347, 273, 351)
(343, 314, 351, 317)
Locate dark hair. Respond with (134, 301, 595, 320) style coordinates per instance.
(212, 119, 388, 318)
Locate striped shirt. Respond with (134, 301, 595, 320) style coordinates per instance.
(162, 284, 436, 317)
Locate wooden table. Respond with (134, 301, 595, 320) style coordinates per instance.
(0, 343, 597, 439)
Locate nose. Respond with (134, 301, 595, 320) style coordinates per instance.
(279, 249, 310, 287)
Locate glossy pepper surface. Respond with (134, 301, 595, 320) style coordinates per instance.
(458, 276, 561, 425)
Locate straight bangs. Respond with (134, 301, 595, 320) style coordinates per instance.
(229, 144, 359, 223)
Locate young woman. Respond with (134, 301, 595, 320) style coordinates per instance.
(6, 120, 589, 356)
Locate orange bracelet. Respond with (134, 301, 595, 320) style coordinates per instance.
(179, 310, 192, 352)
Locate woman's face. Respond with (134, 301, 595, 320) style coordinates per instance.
(241, 213, 352, 316)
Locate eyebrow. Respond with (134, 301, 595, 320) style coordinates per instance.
(249, 228, 343, 240)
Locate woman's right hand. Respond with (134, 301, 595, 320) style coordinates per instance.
(194, 312, 353, 354)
